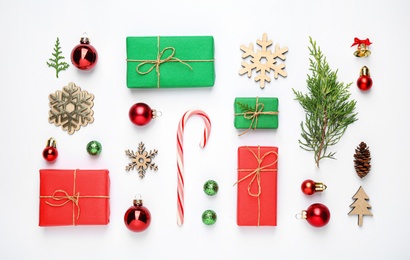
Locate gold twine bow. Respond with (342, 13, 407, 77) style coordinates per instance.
(39, 169, 110, 225)
(44, 189, 81, 221)
(235, 97, 279, 136)
(127, 36, 214, 88)
(234, 146, 278, 226)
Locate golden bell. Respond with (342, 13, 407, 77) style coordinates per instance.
(354, 43, 371, 57)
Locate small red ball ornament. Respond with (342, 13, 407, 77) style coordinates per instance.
(301, 179, 327, 195)
(42, 137, 58, 162)
(71, 33, 98, 70)
(357, 66, 372, 91)
(129, 102, 160, 126)
(124, 196, 151, 232)
(297, 203, 331, 228)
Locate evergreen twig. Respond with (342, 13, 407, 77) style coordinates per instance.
(46, 37, 69, 78)
(293, 37, 358, 167)
(236, 102, 255, 113)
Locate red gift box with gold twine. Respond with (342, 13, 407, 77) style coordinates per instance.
(39, 169, 110, 226)
(236, 146, 278, 226)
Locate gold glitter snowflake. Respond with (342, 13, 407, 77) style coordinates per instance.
(48, 82, 94, 134)
(125, 142, 158, 178)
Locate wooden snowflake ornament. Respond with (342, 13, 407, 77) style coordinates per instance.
(348, 186, 373, 226)
(239, 33, 288, 89)
(125, 142, 158, 178)
(48, 82, 94, 134)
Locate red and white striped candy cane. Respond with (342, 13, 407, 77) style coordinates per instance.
(177, 109, 211, 225)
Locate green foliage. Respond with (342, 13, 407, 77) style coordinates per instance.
(293, 37, 358, 167)
(236, 101, 255, 113)
(46, 37, 69, 78)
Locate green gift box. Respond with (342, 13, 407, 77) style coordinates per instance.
(126, 36, 215, 88)
(234, 97, 279, 135)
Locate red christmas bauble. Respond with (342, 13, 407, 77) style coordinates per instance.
(301, 179, 327, 195)
(42, 138, 58, 162)
(71, 35, 98, 70)
(306, 203, 330, 227)
(124, 199, 151, 232)
(129, 103, 153, 126)
(301, 180, 315, 195)
(42, 147, 58, 162)
(357, 66, 372, 91)
(357, 76, 372, 91)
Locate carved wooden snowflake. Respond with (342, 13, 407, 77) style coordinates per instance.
(239, 33, 288, 89)
(125, 142, 158, 178)
(48, 82, 94, 134)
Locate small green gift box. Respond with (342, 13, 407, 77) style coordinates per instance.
(126, 36, 215, 88)
(234, 97, 279, 135)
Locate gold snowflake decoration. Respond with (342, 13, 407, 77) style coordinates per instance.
(125, 142, 158, 178)
(48, 82, 94, 134)
(239, 33, 288, 89)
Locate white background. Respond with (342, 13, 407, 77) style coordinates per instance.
(0, 0, 409, 259)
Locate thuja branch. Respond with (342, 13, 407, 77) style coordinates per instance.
(293, 37, 358, 167)
(46, 37, 69, 78)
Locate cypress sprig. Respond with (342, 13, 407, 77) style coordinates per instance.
(293, 37, 358, 167)
(46, 37, 69, 78)
(236, 102, 255, 113)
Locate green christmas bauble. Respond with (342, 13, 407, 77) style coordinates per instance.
(202, 210, 217, 225)
(203, 180, 219, 196)
(86, 140, 102, 156)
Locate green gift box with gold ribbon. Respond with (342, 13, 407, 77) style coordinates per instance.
(126, 36, 215, 88)
(234, 97, 279, 135)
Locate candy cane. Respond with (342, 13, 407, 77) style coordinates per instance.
(177, 110, 211, 225)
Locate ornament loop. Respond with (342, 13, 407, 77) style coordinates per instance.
(152, 109, 162, 118)
(360, 66, 370, 77)
(80, 32, 90, 44)
(46, 137, 57, 148)
(295, 210, 307, 220)
(133, 194, 143, 206)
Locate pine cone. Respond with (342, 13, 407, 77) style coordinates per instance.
(354, 142, 371, 178)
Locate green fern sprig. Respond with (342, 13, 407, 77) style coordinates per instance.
(236, 102, 255, 113)
(46, 37, 69, 78)
(293, 37, 358, 167)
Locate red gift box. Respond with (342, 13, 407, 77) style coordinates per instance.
(236, 146, 278, 226)
(39, 169, 110, 226)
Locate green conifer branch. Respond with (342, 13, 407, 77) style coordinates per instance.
(293, 37, 358, 167)
(236, 102, 255, 113)
(46, 37, 69, 78)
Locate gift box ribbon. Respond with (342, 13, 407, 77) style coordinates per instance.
(235, 97, 279, 136)
(39, 169, 110, 225)
(235, 146, 278, 226)
(127, 36, 214, 88)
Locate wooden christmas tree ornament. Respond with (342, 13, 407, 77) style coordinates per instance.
(348, 186, 373, 226)
(354, 142, 371, 178)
